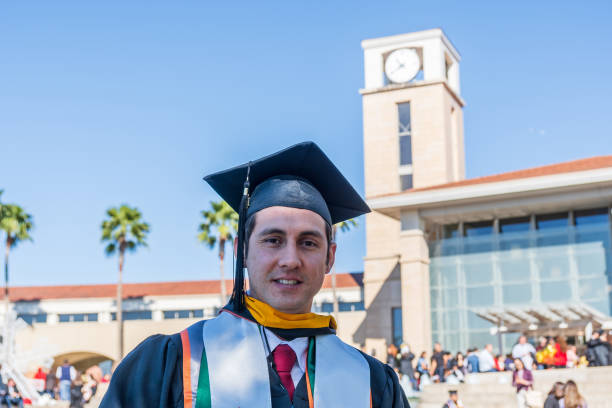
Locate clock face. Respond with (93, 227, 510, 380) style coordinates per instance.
(384, 48, 420, 84)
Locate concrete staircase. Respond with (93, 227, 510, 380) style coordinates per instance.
(415, 366, 612, 408)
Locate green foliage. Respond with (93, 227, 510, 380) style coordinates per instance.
(333, 218, 358, 240)
(100, 204, 150, 255)
(198, 201, 238, 253)
(0, 198, 34, 249)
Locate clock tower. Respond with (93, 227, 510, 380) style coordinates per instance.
(360, 29, 465, 357)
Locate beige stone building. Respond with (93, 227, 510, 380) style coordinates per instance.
(11, 273, 364, 372)
(359, 29, 612, 358)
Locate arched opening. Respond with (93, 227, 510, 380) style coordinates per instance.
(52, 351, 114, 373)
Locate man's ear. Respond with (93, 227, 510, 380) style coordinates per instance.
(325, 242, 337, 273)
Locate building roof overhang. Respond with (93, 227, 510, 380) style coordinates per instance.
(474, 303, 612, 335)
(368, 162, 612, 224)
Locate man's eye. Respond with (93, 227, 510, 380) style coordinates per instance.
(263, 237, 281, 245)
(302, 240, 318, 248)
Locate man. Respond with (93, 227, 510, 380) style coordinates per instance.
(442, 390, 464, 408)
(430, 342, 445, 382)
(101, 142, 409, 407)
(512, 335, 536, 370)
(478, 344, 496, 372)
(55, 360, 76, 401)
(398, 344, 416, 390)
(466, 348, 479, 373)
(586, 329, 611, 366)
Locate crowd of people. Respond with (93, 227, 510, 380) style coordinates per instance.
(30, 360, 106, 408)
(385, 329, 611, 401)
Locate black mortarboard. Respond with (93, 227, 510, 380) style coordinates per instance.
(448, 390, 458, 395)
(204, 141, 370, 310)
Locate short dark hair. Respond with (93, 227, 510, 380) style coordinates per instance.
(244, 212, 333, 264)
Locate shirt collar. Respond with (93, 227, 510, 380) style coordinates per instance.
(265, 328, 308, 373)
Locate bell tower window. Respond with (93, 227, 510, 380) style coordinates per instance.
(398, 102, 413, 189)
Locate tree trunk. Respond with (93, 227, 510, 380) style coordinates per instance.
(219, 238, 226, 306)
(3, 239, 10, 363)
(331, 226, 339, 321)
(117, 249, 124, 361)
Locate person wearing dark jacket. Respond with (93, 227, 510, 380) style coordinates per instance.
(586, 330, 611, 366)
(543, 382, 565, 408)
(398, 345, 416, 390)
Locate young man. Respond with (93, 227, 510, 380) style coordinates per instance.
(442, 390, 464, 408)
(100, 142, 409, 407)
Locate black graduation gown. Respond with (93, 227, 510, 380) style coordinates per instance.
(100, 324, 409, 408)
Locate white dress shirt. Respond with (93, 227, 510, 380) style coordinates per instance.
(264, 328, 308, 388)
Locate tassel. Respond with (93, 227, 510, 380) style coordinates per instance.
(230, 162, 252, 311)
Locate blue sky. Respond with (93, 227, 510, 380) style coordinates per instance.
(1, 1, 611, 286)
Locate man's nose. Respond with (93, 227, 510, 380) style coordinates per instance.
(278, 242, 301, 269)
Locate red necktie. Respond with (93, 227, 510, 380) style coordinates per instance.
(272, 344, 297, 401)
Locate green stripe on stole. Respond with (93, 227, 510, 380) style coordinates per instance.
(195, 347, 211, 408)
(194, 336, 317, 407)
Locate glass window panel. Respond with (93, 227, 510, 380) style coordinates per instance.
(468, 331, 496, 349)
(443, 310, 460, 331)
(399, 135, 412, 165)
(584, 299, 610, 315)
(537, 230, 569, 246)
(575, 225, 610, 246)
(499, 235, 530, 251)
(392, 307, 403, 346)
(540, 281, 572, 302)
(537, 252, 570, 280)
(464, 237, 493, 254)
(536, 212, 569, 230)
(72, 314, 85, 322)
(193, 310, 204, 318)
(19, 314, 47, 324)
(86, 313, 98, 322)
(339, 301, 365, 311)
(442, 288, 459, 309)
(431, 311, 441, 331)
(430, 288, 442, 309)
(574, 208, 609, 226)
(321, 303, 333, 313)
(430, 265, 441, 287)
(59, 314, 70, 323)
(464, 261, 493, 285)
(466, 286, 495, 307)
(123, 311, 152, 321)
(441, 241, 460, 256)
(500, 217, 531, 233)
(443, 224, 460, 239)
(398, 103, 411, 133)
(578, 276, 607, 299)
(464, 221, 494, 237)
(440, 264, 457, 286)
(467, 311, 492, 330)
(400, 174, 413, 190)
(499, 255, 531, 282)
(575, 243, 607, 277)
(502, 283, 532, 304)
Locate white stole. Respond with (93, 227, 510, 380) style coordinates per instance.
(202, 311, 371, 407)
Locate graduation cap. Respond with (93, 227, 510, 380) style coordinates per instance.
(204, 141, 370, 310)
(448, 390, 458, 396)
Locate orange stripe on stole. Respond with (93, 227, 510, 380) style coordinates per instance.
(180, 329, 193, 408)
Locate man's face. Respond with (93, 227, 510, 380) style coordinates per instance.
(450, 394, 458, 402)
(519, 336, 526, 344)
(434, 343, 441, 352)
(245, 206, 335, 314)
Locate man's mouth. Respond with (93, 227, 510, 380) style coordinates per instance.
(274, 279, 301, 286)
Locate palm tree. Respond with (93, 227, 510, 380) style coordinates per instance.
(0, 199, 34, 301)
(198, 201, 238, 305)
(101, 204, 150, 360)
(331, 219, 358, 319)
